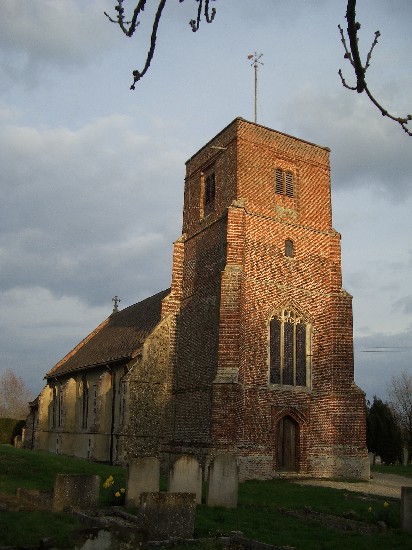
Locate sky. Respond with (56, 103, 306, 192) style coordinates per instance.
(0, 0, 411, 403)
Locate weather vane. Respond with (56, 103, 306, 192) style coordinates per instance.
(247, 52, 263, 124)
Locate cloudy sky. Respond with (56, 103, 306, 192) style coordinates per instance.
(0, 0, 411, 402)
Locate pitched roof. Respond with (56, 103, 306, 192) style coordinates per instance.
(46, 289, 170, 378)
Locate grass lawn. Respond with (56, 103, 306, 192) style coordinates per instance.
(1, 445, 412, 549)
(371, 463, 412, 479)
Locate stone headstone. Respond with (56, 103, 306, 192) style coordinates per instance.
(206, 454, 238, 508)
(74, 526, 147, 550)
(53, 474, 100, 512)
(126, 457, 160, 508)
(401, 486, 412, 532)
(168, 455, 202, 504)
(138, 492, 196, 540)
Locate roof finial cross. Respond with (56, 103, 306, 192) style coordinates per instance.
(112, 295, 121, 313)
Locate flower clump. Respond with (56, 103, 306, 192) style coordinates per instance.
(368, 500, 394, 527)
(102, 475, 126, 505)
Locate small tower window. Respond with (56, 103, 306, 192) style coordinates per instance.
(275, 168, 294, 198)
(285, 240, 294, 257)
(285, 172, 294, 197)
(275, 169, 283, 194)
(205, 172, 215, 205)
(203, 170, 216, 216)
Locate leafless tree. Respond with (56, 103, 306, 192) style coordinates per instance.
(387, 370, 412, 461)
(105, 0, 411, 137)
(0, 369, 33, 420)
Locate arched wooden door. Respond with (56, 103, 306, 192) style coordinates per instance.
(276, 415, 299, 471)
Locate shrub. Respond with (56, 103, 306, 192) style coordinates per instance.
(0, 418, 21, 445)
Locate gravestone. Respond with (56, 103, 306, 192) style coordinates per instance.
(74, 526, 147, 550)
(168, 455, 202, 504)
(401, 486, 412, 532)
(138, 492, 196, 540)
(53, 474, 100, 512)
(206, 454, 238, 508)
(126, 457, 160, 508)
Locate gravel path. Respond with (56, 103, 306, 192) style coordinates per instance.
(295, 472, 412, 500)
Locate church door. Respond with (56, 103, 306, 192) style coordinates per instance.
(276, 416, 298, 471)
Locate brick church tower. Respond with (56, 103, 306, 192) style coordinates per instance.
(162, 118, 369, 480)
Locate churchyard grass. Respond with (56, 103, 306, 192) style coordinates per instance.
(1, 446, 412, 549)
(371, 463, 412, 479)
(0, 444, 125, 505)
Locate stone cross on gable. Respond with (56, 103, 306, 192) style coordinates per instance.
(112, 295, 121, 313)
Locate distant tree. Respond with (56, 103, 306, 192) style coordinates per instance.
(105, 0, 411, 136)
(388, 370, 412, 461)
(0, 369, 33, 420)
(366, 396, 402, 465)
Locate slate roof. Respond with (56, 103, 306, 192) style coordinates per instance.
(46, 289, 170, 378)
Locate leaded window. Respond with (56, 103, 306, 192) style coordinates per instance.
(269, 310, 310, 387)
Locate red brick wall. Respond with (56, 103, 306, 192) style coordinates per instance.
(168, 118, 368, 479)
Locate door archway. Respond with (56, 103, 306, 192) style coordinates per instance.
(276, 415, 299, 471)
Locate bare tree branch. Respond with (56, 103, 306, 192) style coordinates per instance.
(339, 0, 412, 136)
(105, 0, 217, 89)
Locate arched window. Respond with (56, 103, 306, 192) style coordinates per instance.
(58, 385, 64, 427)
(269, 309, 310, 387)
(285, 240, 294, 257)
(80, 377, 89, 429)
(51, 385, 57, 428)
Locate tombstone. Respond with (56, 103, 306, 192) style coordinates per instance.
(168, 455, 202, 504)
(206, 454, 238, 508)
(53, 474, 100, 512)
(138, 492, 196, 540)
(74, 526, 147, 550)
(126, 457, 160, 508)
(401, 487, 412, 532)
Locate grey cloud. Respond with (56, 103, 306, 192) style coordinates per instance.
(0, 115, 184, 307)
(285, 89, 412, 200)
(354, 327, 412, 400)
(393, 296, 412, 316)
(0, 1, 116, 87)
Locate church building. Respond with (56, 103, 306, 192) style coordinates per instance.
(33, 118, 369, 480)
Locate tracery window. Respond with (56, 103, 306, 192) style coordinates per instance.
(269, 309, 310, 387)
(275, 168, 294, 198)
